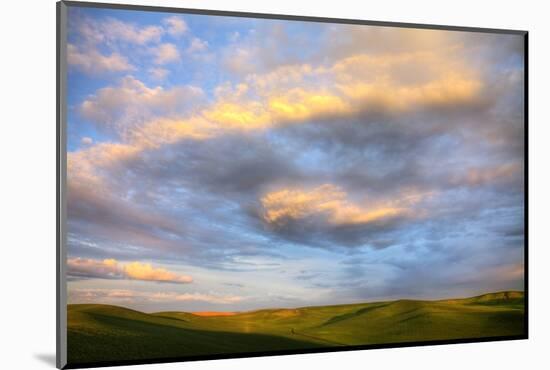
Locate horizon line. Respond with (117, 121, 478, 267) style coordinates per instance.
(68, 289, 525, 315)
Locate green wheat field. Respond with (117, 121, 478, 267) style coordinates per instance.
(67, 291, 525, 365)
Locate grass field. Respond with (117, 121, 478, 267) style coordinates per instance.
(67, 291, 525, 365)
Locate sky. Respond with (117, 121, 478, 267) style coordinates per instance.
(65, 5, 525, 313)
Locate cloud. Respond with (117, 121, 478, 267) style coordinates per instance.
(149, 292, 243, 304)
(66, 132, 302, 270)
(228, 31, 240, 43)
(68, 258, 193, 284)
(75, 16, 163, 45)
(68, 44, 134, 74)
(163, 16, 188, 36)
(80, 136, 93, 145)
(453, 162, 522, 187)
(258, 184, 433, 248)
(67, 14, 190, 76)
(338, 251, 525, 302)
(193, 50, 481, 131)
(224, 47, 255, 75)
(261, 184, 410, 226)
(221, 23, 315, 76)
(148, 67, 169, 81)
(124, 261, 193, 283)
(79, 76, 204, 134)
(68, 37, 521, 257)
(186, 37, 208, 53)
(67, 15, 165, 75)
(67, 257, 122, 279)
(152, 43, 181, 65)
(67, 145, 191, 252)
(74, 45, 483, 155)
(102, 18, 163, 44)
(68, 288, 244, 305)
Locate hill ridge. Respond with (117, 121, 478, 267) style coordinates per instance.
(67, 290, 525, 365)
(69, 290, 524, 316)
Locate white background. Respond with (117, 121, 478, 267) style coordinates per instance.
(1, 0, 548, 369)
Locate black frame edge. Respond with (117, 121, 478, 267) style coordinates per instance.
(523, 32, 529, 339)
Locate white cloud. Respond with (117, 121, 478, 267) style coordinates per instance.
(163, 16, 188, 36)
(148, 67, 170, 81)
(79, 75, 204, 133)
(228, 31, 240, 43)
(224, 47, 254, 75)
(67, 44, 134, 74)
(109, 20, 163, 44)
(152, 43, 181, 64)
(69, 16, 178, 75)
(186, 37, 208, 54)
(81, 137, 93, 145)
(79, 17, 163, 45)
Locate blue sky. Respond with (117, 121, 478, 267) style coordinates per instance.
(65, 5, 525, 312)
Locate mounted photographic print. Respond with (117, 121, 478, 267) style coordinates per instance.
(56, 1, 528, 368)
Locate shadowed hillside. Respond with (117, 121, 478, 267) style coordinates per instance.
(67, 291, 525, 365)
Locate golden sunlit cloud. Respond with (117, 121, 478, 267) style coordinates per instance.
(268, 89, 352, 123)
(124, 261, 193, 283)
(71, 43, 484, 187)
(203, 101, 271, 130)
(67, 258, 193, 284)
(261, 184, 416, 226)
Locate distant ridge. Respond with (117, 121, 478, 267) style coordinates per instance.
(69, 291, 524, 316)
(191, 311, 237, 317)
(438, 291, 524, 304)
(67, 290, 525, 365)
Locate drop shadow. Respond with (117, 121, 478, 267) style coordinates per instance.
(34, 353, 56, 367)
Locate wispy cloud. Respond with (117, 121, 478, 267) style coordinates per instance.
(99, 18, 163, 45)
(79, 75, 204, 133)
(69, 288, 244, 305)
(148, 67, 170, 81)
(162, 16, 188, 37)
(152, 43, 181, 65)
(75, 16, 163, 45)
(67, 13, 193, 76)
(186, 37, 208, 53)
(68, 44, 134, 74)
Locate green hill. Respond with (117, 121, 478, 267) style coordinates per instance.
(67, 291, 525, 366)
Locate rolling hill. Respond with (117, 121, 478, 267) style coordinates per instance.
(67, 291, 525, 366)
